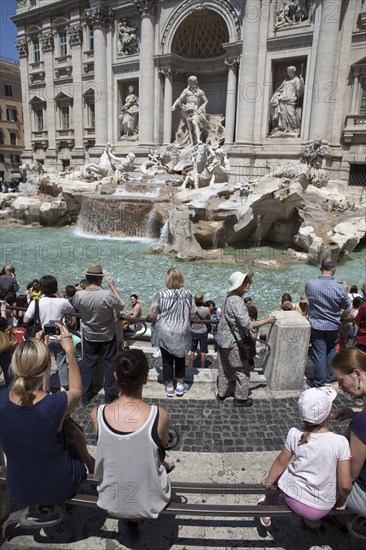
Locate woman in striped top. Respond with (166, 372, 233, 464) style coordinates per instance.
(147, 268, 195, 398)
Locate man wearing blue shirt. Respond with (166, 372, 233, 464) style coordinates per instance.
(305, 258, 351, 387)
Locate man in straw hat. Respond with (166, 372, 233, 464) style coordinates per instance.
(73, 263, 125, 404)
(216, 271, 276, 407)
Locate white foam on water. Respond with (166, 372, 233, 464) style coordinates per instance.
(113, 189, 159, 198)
(73, 226, 156, 244)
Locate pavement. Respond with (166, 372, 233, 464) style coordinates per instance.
(1, 348, 365, 550)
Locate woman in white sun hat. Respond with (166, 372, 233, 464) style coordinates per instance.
(216, 271, 276, 407)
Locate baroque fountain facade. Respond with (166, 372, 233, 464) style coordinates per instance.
(2, 0, 365, 264)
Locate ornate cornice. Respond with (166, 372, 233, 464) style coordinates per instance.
(40, 32, 54, 52)
(84, 7, 114, 28)
(224, 56, 239, 69)
(15, 37, 28, 57)
(267, 32, 313, 52)
(134, 0, 157, 16)
(352, 32, 366, 43)
(68, 25, 83, 46)
(159, 67, 175, 78)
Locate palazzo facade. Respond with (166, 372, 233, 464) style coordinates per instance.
(12, 0, 366, 184)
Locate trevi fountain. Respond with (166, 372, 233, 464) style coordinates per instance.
(0, 75, 365, 309)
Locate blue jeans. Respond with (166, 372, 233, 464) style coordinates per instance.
(48, 339, 69, 388)
(310, 328, 338, 387)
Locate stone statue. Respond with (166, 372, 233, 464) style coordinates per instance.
(181, 143, 229, 189)
(300, 139, 328, 168)
(117, 18, 138, 56)
(275, 0, 309, 29)
(206, 147, 230, 185)
(270, 66, 304, 136)
(78, 143, 124, 180)
(119, 86, 139, 139)
(113, 153, 136, 184)
(171, 75, 210, 147)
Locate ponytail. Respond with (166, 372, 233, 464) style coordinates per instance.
(10, 339, 51, 404)
(299, 420, 327, 444)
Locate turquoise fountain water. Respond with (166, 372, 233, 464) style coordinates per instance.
(1, 225, 365, 316)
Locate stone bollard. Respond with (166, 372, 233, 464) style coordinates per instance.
(264, 310, 310, 391)
(0, 448, 10, 539)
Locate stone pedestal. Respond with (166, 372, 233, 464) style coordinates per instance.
(265, 311, 310, 391)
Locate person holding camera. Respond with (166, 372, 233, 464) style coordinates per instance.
(73, 263, 125, 405)
(24, 275, 75, 391)
(0, 324, 94, 507)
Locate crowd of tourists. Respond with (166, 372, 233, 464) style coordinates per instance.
(0, 259, 365, 536)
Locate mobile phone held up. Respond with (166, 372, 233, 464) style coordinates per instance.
(44, 323, 60, 336)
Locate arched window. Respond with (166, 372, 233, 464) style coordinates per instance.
(172, 10, 228, 58)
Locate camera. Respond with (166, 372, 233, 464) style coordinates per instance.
(44, 323, 60, 336)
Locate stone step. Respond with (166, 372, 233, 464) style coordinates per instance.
(1, 450, 359, 550)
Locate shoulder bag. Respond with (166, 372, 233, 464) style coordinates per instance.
(224, 296, 256, 362)
(0, 327, 18, 354)
(25, 299, 42, 339)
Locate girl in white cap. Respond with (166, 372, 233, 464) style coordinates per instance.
(258, 387, 352, 528)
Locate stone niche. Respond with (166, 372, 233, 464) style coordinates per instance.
(269, 57, 307, 137)
(118, 80, 139, 142)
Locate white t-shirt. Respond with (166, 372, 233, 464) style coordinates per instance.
(278, 427, 350, 510)
(25, 296, 74, 327)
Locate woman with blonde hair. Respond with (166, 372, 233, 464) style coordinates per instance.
(0, 324, 94, 505)
(147, 268, 195, 397)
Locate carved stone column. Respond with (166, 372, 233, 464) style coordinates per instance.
(68, 26, 83, 151)
(40, 31, 56, 152)
(308, 0, 341, 141)
(16, 38, 32, 153)
(85, 7, 113, 147)
(224, 57, 239, 144)
(351, 66, 361, 113)
(235, 0, 262, 143)
(160, 68, 173, 145)
(135, 0, 156, 145)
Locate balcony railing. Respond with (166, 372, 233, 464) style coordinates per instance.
(342, 114, 366, 144)
(31, 130, 48, 150)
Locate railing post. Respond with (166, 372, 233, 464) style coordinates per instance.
(265, 311, 311, 390)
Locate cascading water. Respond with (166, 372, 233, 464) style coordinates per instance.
(158, 220, 169, 246)
(77, 195, 158, 239)
(211, 221, 221, 250)
(255, 214, 262, 256)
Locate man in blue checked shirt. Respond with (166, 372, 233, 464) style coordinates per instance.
(305, 258, 351, 388)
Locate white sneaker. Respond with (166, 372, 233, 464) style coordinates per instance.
(153, 347, 161, 358)
(166, 386, 174, 398)
(176, 383, 189, 397)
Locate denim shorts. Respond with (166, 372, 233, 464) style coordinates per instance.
(191, 332, 208, 353)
